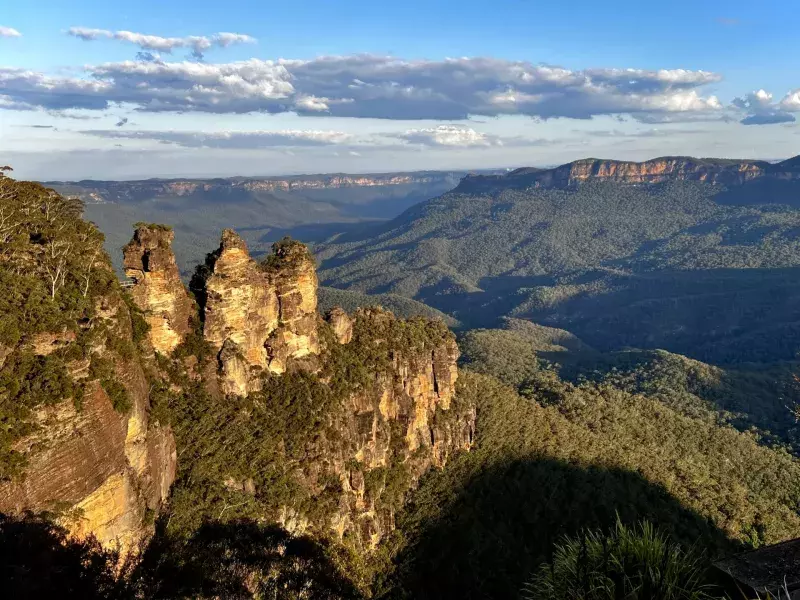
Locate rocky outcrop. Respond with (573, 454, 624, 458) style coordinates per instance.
(306, 308, 473, 549)
(263, 238, 320, 373)
(200, 231, 320, 395)
(325, 307, 353, 344)
(0, 295, 176, 555)
(123, 225, 194, 354)
(457, 155, 800, 193)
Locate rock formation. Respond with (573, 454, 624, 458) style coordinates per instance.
(123, 225, 194, 354)
(290, 307, 473, 549)
(0, 177, 474, 574)
(0, 293, 176, 555)
(123, 226, 474, 549)
(325, 307, 353, 344)
(200, 231, 319, 395)
(457, 155, 800, 193)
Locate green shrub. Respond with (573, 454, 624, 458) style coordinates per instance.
(100, 378, 132, 414)
(524, 519, 718, 600)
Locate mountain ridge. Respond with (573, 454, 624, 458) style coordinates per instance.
(46, 170, 487, 205)
(455, 154, 800, 193)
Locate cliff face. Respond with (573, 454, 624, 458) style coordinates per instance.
(457, 155, 800, 193)
(121, 227, 475, 551)
(0, 187, 472, 563)
(0, 292, 176, 556)
(123, 225, 194, 354)
(200, 231, 320, 395)
(283, 308, 474, 549)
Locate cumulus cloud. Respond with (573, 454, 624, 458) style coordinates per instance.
(0, 55, 726, 122)
(733, 89, 797, 125)
(79, 129, 354, 148)
(780, 89, 800, 111)
(396, 125, 502, 147)
(66, 27, 255, 58)
(0, 26, 21, 38)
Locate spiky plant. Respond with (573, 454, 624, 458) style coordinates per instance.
(523, 519, 720, 600)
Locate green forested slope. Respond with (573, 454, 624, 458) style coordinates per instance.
(381, 370, 800, 599)
(318, 286, 459, 327)
(317, 180, 800, 363)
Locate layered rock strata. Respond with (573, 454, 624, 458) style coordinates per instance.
(201, 231, 319, 395)
(458, 155, 800, 193)
(123, 225, 194, 354)
(0, 295, 176, 555)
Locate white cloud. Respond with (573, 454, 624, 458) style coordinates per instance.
(780, 89, 800, 111)
(67, 27, 112, 41)
(397, 125, 501, 147)
(79, 129, 354, 148)
(66, 27, 256, 57)
(733, 89, 797, 125)
(214, 32, 257, 47)
(0, 54, 725, 122)
(0, 26, 21, 38)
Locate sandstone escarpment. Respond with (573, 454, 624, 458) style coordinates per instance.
(199, 231, 320, 395)
(0, 294, 176, 555)
(298, 308, 474, 549)
(50, 172, 462, 205)
(457, 155, 800, 193)
(123, 225, 194, 354)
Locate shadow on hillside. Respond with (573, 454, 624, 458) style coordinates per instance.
(251, 220, 386, 247)
(380, 456, 737, 600)
(713, 178, 800, 207)
(412, 275, 556, 329)
(133, 520, 363, 599)
(0, 513, 124, 599)
(0, 515, 362, 599)
(515, 267, 800, 364)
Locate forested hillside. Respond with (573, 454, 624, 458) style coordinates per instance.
(5, 168, 800, 598)
(316, 162, 800, 364)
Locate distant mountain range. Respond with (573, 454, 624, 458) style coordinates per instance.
(48, 171, 472, 205)
(457, 155, 800, 192)
(316, 155, 800, 364)
(48, 170, 501, 274)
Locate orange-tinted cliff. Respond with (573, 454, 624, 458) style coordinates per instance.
(120, 227, 474, 549)
(457, 155, 800, 193)
(123, 225, 195, 355)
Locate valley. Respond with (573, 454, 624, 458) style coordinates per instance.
(4, 156, 800, 598)
(316, 156, 800, 364)
(48, 171, 486, 276)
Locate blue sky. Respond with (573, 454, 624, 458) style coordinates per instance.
(1, 0, 799, 179)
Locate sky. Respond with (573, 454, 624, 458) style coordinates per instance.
(1, 0, 799, 180)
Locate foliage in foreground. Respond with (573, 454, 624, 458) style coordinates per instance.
(133, 520, 362, 599)
(525, 519, 718, 600)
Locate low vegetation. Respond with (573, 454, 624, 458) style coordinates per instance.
(525, 519, 717, 600)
